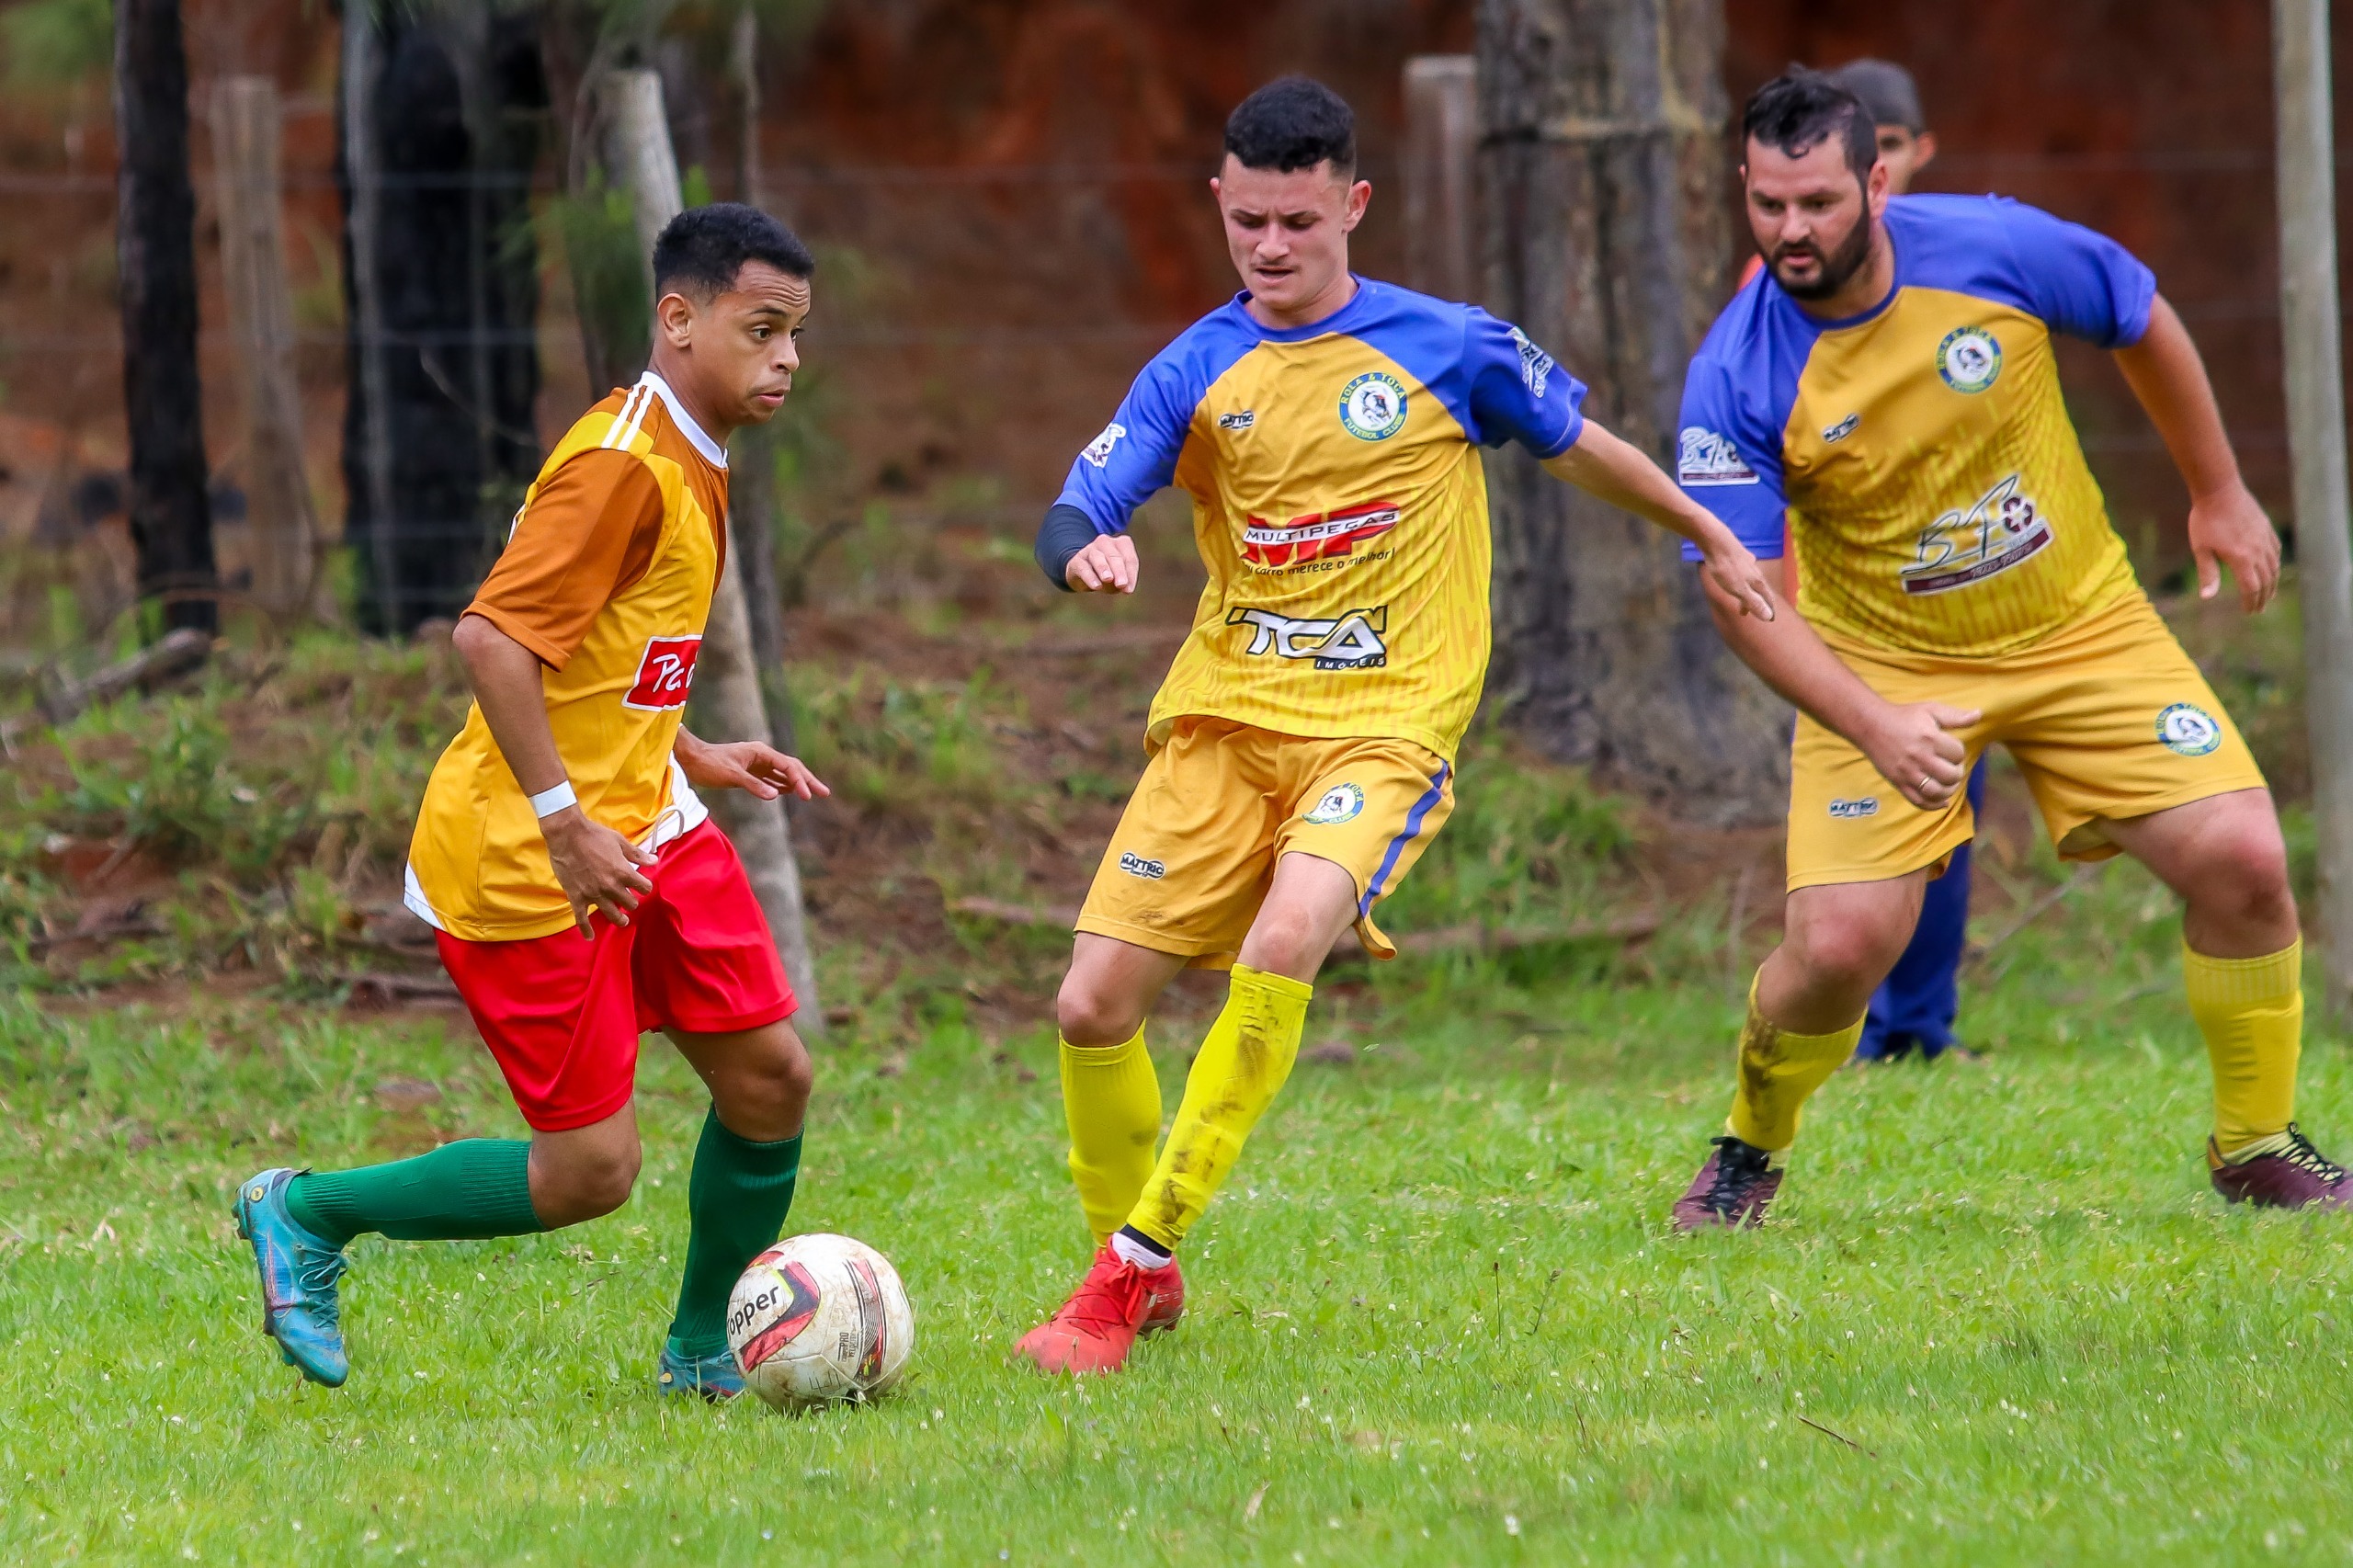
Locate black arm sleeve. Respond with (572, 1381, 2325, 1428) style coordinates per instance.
(1033, 503, 1099, 592)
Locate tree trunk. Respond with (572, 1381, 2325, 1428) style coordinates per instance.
(114, 0, 218, 635)
(2276, 0, 2353, 1021)
(211, 75, 321, 624)
(1402, 55, 1478, 303)
(1476, 0, 1786, 823)
(337, 0, 545, 637)
(592, 66, 825, 1035)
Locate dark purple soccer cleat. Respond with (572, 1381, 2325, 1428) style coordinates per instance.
(2209, 1124, 2353, 1210)
(1672, 1135, 1782, 1231)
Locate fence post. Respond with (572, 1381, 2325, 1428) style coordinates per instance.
(1403, 55, 1478, 302)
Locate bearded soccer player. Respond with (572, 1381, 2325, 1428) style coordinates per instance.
(1668, 71, 2348, 1230)
(233, 205, 830, 1397)
(1013, 77, 1777, 1374)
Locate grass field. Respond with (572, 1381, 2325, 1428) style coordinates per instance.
(4, 850, 2352, 1565)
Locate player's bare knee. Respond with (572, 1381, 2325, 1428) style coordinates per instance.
(537, 1143, 640, 1225)
(2186, 818, 2297, 939)
(1783, 917, 1902, 1004)
(1056, 976, 1141, 1047)
(713, 1024, 813, 1136)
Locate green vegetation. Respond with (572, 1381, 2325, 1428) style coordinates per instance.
(2, 847, 2351, 1562)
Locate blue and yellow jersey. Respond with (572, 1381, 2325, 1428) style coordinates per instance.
(1677, 194, 2155, 656)
(1057, 278, 1586, 760)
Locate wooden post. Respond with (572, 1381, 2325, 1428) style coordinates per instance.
(594, 66, 826, 1034)
(340, 0, 400, 634)
(1402, 55, 1478, 302)
(114, 0, 219, 634)
(2276, 0, 2353, 1022)
(1477, 0, 1787, 823)
(211, 75, 320, 624)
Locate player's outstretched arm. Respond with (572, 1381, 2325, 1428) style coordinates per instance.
(2114, 294, 2279, 612)
(450, 612, 655, 935)
(1700, 586, 1978, 812)
(1541, 421, 1776, 620)
(674, 729, 831, 802)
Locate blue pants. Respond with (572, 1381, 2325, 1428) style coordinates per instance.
(1854, 757, 1988, 1061)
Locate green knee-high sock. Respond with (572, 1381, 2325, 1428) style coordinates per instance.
(285, 1139, 543, 1247)
(668, 1108, 803, 1359)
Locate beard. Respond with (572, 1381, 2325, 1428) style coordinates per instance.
(1768, 212, 1875, 301)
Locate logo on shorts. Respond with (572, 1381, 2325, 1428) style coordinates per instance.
(1118, 850, 1166, 880)
(1828, 797, 1881, 819)
(622, 634, 702, 710)
(1226, 605, 1389, 669)
(2157, 702, 2223, 756)
(1339, 372, 1409, 441)
(1937, 326, 2003, 393)
(1303, 783, 1366, 824)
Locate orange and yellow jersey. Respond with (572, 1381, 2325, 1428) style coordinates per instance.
(1056, 278, 1587, 760)
(404, 372, 729, 941)
(1677, 194, 2155, 656)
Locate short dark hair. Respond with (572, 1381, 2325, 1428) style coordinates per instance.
(1223, 76, 1357, 177)
(652, 202, 814, 298)
(1742, 69, 1878, 181)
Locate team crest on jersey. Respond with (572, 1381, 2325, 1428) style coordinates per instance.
(1304, 783, 1367, 824)
(1081, 421, 1127, 468)
(1339, 372, 1409, 440)
(1937, 326, 2004, 393)
(1241, 502, 1400, 568)
(1677, 427, 1758, 486)
(1900, 472, 2052, 596)
(622, 634, 702, 710)
(2156, 703, 2223, 757)
(1508, 326, 1554, 397)
(1226, 605, 1389, 670)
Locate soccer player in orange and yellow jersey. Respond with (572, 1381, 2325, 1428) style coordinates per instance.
(1012, 77, 1779, 1374)
(1667, 71, 2351, 1227)
(233, 206, 830, 1398)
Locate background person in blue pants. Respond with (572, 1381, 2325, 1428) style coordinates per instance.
(1814, 59, 1983, 1063)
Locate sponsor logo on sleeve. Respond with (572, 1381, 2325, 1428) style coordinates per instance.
(1508, 326, 1554, 398)
(1225, 605, 1390, 670)
(1827, 797, 1881, 819)
(1303, 783, 1367, 824)
(622, 634, 702, 710)
(1118, 850, 1167, 880)
(1217, 409, 1256, 431)
(2156, 702, 2223, 756)
(1240, 501, 1400, 568)
(1677, 427, 1759, 487)
(1936, 326, 2003, 393)
(1338, 372, 1410, 440)
(1900, 472, 2052, 596)
(1080, 421, 1128, 468)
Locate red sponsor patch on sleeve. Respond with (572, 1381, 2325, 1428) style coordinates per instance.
(623, 634, 702, 710)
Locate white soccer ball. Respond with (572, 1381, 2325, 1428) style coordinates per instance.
(727, 1233, 915, 1410)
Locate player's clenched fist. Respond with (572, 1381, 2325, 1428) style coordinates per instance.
(1065, 533, 1141, 594)
(540, 808, 657, 936)
(1860, 700, 1980, 812)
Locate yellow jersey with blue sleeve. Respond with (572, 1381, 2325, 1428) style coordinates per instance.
(1676, 194, 2154, 656)
(1056, 278, 1587, 760)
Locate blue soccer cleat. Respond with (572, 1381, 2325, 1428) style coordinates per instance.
(233, 1167, 350, 1388)
(656, 1341, 745, 1402)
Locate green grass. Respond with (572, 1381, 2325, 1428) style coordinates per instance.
(3, 854, 2353, 1563)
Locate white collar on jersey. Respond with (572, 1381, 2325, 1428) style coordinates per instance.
(627, 369, 729, 470)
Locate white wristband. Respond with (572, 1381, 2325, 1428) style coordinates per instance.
(528, 780, 578, 819)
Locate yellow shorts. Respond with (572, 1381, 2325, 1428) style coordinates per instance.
(1075, 717, 1455, 964)
(1788, 590, 2267, 891)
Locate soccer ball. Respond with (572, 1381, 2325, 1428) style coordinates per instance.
(726, 1233, 915, 1410)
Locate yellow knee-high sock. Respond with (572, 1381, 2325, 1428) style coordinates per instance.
(1124, 964, 1312, 1251)
(1726, 972, 1864, 1153)
(1059, 1025, 1164, 1244)
(2185, 938, 2303, 1160)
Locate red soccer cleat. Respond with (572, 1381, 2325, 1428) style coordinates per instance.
(2209, 1125, 2353, 1210)
(1014, 1244, 1184, 1374)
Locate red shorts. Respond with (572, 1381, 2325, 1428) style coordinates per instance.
(435, 821, 796, 1131)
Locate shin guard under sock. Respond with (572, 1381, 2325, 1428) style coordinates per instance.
(1726, 974, 1864, 1154)
(285, 1139, 543, 1247)
(1059, 1024, 1164, 1244)
(2185, 938, 2303, 1160)
(668, 1108, 802, 1359)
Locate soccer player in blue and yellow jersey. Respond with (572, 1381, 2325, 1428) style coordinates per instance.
(1013, 77, 1779, 1373)
(1668, 71, 2351, 1229)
